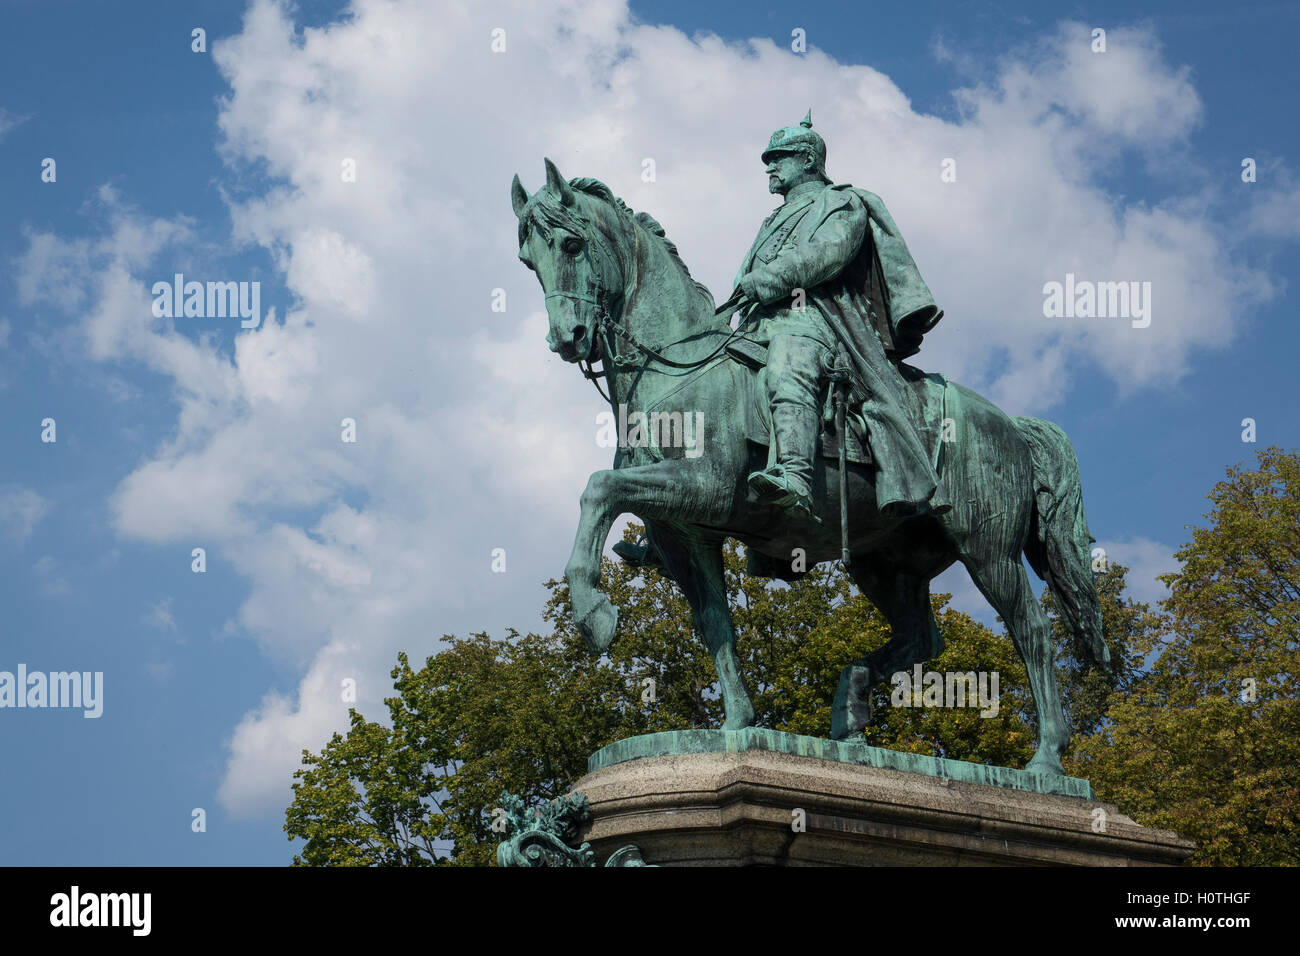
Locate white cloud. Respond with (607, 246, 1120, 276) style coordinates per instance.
(148, 598, 178, 632)
(0, 486, 49, 542)
(0, 108, 29, 141)
(13, 0, 1277, 817)
(931, 562, 1004, 628)
(1240, 160, 1300, 241)
(1098, 536, 1180, 608)
(33, 555, 70, 597)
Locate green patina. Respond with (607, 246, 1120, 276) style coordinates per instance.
(512, 111, 1111, 783)
(588, 729, 1095, 800)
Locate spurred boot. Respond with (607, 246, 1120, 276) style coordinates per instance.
(748, 403, 820, 518)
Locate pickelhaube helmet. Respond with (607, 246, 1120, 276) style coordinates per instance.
(761, 109, 827, 172)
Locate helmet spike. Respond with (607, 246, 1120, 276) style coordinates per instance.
(760, 111, 828, 170)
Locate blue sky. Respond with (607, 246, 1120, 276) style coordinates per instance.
(1, 0, 1297, 865)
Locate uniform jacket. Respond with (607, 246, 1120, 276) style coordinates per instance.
(735, 181, 942, 362)
(734, 180, 945, 511)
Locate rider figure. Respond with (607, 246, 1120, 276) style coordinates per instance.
(735, 111, 950, 521)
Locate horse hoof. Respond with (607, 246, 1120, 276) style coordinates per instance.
(577, 597, 619, 654)
(722, 707, 755, 730)
(1025, 753, 1065, 777)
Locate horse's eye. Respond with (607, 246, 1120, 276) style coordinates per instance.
(562, 236, 583, 255)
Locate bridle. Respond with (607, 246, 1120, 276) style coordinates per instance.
(542, 222, 752, 403)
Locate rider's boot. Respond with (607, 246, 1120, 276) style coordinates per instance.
(748, 403, 819, 519)
(612, 535, 665, 572)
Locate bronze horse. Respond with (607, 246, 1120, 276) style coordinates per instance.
(513, 159, 1109, 777)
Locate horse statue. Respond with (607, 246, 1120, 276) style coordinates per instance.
(512, 158, 1110, 778)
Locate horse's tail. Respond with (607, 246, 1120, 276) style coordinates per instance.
(1013, 417, 1110, 673)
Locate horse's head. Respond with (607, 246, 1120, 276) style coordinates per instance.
(512, 158, 623, 364)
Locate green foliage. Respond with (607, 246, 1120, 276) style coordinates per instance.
(775, 583, 1038, 768)
(1045, 560, 1157, 743)
(285, 518, 1193, 866)
(283, 710, 429, 866)
(1070, 447, 1300, 865)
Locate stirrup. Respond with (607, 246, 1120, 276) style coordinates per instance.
(612, 535, 665, 571)
(748, 467, 819, 522)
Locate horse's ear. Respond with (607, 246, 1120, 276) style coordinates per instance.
(544, 157, 575, 206)
(511, 174, 529, 218)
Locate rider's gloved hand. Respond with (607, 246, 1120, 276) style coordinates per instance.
(737, 271, 763, 302)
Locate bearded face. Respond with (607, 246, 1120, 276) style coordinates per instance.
(764, 150, 819, 196)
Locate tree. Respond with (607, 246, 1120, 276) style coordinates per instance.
(1070, 447, 1300, 865)
(287, 525, 1135, 864)
(1045, 560, 1157, 743)
(284, 627, 647, 866)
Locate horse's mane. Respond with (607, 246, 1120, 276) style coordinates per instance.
(535, 177, 715, 309)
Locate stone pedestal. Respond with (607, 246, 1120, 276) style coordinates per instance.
(572, 729, 1194, 866)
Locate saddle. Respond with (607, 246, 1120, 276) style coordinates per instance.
(724, 336, 951, 472)
(613, 337, 954, 583)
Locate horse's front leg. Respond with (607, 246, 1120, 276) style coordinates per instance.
(566, 468, 623, 654)
(565, 461, 728, 654)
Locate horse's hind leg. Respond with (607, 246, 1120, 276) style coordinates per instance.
(651, 530, 755, 730)
(831, 562, 942, 739)
(965, 556, 1068, 776)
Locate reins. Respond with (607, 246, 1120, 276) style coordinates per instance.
(534, 188, 754, 404)
(578, 291, 755, 404)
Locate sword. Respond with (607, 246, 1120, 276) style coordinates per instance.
(829, 346, 852, 569)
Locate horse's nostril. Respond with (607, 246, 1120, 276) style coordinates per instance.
(571, 325, 587, 342)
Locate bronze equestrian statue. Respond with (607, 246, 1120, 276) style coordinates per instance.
(511, 112, 1109, 778)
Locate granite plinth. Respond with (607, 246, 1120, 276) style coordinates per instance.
(574, 731, 1195, 866)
